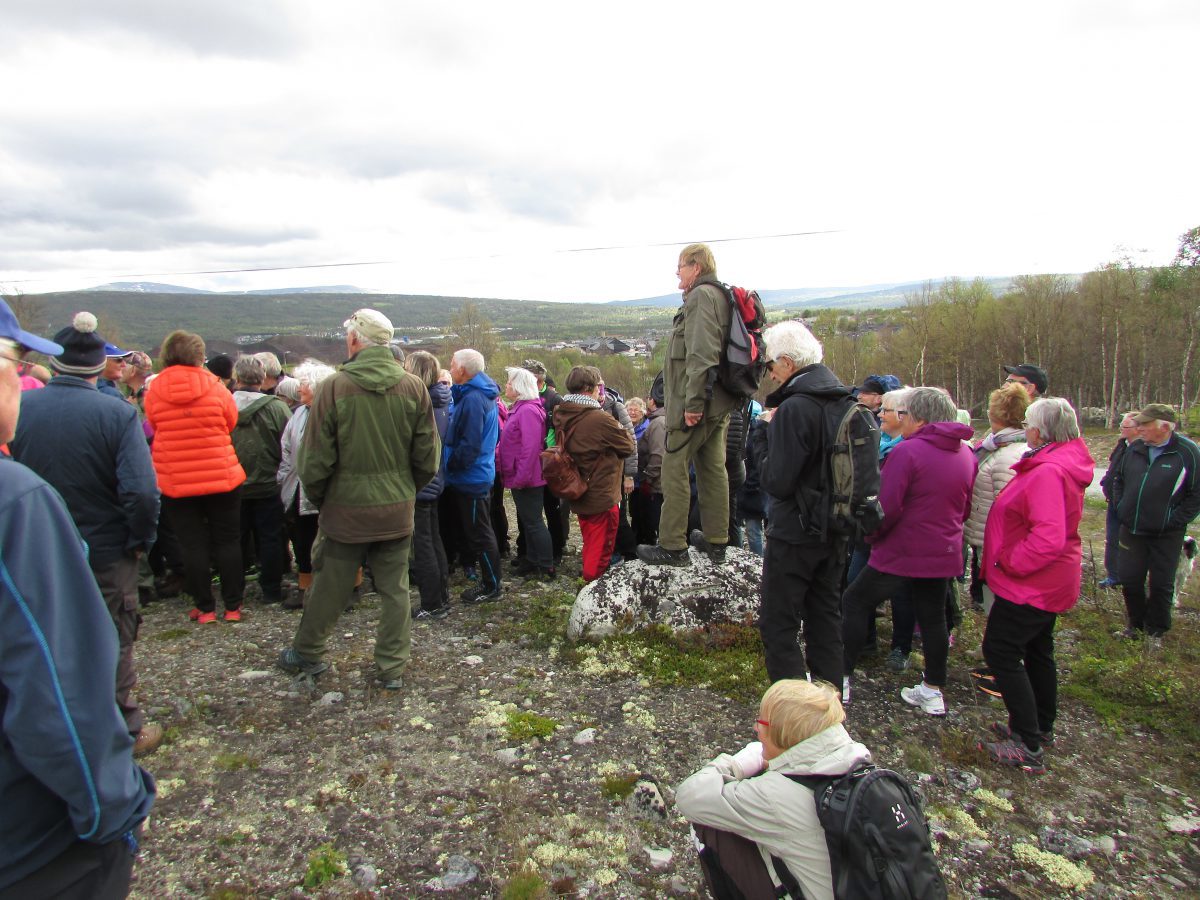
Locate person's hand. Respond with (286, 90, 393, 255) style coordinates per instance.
(761, 409, 775, 422)
(731, 741, 765, 778)
(623, 476, 634, 495)
(684, 411, 703, 428)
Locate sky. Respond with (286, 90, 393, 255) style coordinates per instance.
(1, 0, 1197, 303)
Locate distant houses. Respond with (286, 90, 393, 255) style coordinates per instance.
(548, 336, 655, 357)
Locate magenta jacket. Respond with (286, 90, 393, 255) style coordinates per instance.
(497, 398, 548, 489)
(866, 421, 975, 578)
(981, 437, 1094, 613)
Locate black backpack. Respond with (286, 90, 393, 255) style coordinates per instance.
(798, 396, 883, 539)
(709, 282, 768, 401)
(773, 766, 947, 900)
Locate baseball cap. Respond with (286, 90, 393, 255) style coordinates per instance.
(344, 309, 394, 345)
(1002, 363, 1048, 395)
(104, 342, 131, 358)
(0, 297, 64, 356)
(1134, 403, 1178, 425)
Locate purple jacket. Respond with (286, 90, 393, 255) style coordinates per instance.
(497, 398, 548, 489)
(866, 421, 975, 577)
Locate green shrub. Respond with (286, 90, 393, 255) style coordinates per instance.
(302, 843, 347, 890)
(505, 710, 558, 742)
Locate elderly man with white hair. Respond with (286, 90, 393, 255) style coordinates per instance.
(279, 309, 439, 690)
(1112, 403, 1200, 640)
(756, 319, 862, 689)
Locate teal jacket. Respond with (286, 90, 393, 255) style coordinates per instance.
(299, 346, 439, 543)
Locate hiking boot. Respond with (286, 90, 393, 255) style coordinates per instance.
(981, 738, 1046, 774)
(900, 682, 946, 716)
(223, 609, 242, 623)
(462, 584, 504, 605)
(509, 557, 537, 576)
(133, 723, 164, 757)
(260, 592, 283, 605)
(282, 589, 304, 610)
(988, 721, 1055, 748)
(636, 544, 691, 567)
(414, 606, 450, 621)
(155, 571, 185, 599)
(276, 647, 329, 677)
(375, 675, 404, 691)
(688, 529, 727, 564)
(886, 648, 910, 673)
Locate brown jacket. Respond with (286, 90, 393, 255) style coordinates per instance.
(554, 399, 635, 517)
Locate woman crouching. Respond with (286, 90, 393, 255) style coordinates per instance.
(675, 680, 870, 900)
(979, 397, 1094, 773)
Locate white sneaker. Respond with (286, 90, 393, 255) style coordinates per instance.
(901, 682, 946, 716)
(841, 676, 851, 705)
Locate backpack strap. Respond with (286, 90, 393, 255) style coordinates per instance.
(768, 773, 840, 900)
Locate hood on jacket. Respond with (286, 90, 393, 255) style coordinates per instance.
(233, 390, 276, 417)
(768, 724, 872, 777)
(451, 371, 500, 404)
(1012, 437, 1095, 486)
(429, 380, 452, 409)
(909, 420, 974, 450)
(342, 346, 406, 394)
(765, 363, 850, 408)
(154, 364, 225, 405)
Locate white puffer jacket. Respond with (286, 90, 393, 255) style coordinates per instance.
(964, 427, 1027, 548)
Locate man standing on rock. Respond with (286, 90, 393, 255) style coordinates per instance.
(278, 309, 439, 689)
(638, 243, 734, 567)
(756, 320, 856, 687)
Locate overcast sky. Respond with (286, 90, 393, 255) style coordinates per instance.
(1, 1, 1197, 302)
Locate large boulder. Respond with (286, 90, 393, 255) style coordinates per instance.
(566, 547, 761, 640)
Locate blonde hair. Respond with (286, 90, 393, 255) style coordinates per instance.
(759, 679, 844, 750)
(679, 243, 717, 278)
(987, 381, 1031, 430)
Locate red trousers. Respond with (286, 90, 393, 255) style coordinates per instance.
(578, 505, 619, 582)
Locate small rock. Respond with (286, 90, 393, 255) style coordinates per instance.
(237, 670, 272, 681)
(1097, 835, 1117, 855)
(946, 768, 981, 792)
(464, 655, 484, 667)
(494, 748, 523, 765)
(426, 854, 479, 891)
(352, 864, 378, 889)
(1039, 826, 1095, 859)
(645, 847, 674, 869)
(965, 840, 991, 854)
(669, 875, 691, 894)
(573, 728, 597, 745)
(1164, 815, 1200, 834)
(317, 691, 344, 706)
(628, 780, 668, 821)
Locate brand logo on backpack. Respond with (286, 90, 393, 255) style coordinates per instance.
(891, 803, 909, 829)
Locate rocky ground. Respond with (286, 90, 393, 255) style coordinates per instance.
(129, 485, 1200, 897)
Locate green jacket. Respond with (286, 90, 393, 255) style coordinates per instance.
(232, 391, 291, 500)
(663, 274, 736, 432)
(298, 346, 439, 543)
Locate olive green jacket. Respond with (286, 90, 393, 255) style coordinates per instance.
(663, 274, 736, 432)
(232, 391, 292, 500)
(299, 346, 439, 543)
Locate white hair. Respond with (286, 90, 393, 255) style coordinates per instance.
(1025, 397, 1081, 443)
(881, 388, 910, 412)
(292, 358, 336, 389)
(254, 351, 282, 377)
(505, 367, 539, 401)
(452, 349, 485, 377)
(763, 320, 823, 368)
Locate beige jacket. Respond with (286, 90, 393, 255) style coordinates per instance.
(964, 428, 1027, 548)
(675, 725, 872, 900)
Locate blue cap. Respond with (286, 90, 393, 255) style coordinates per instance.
(0, 296, 63, 356)
(103, 342, 131, 358)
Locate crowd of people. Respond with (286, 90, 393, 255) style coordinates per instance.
(3, 238, 1199, 897)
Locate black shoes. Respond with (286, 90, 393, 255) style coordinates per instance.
(636, 544, 691, 567)
(688, 529, 727, 564)
(414, 606, 450, 620)
(462, 584, 504, 605)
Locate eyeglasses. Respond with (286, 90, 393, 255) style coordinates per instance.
(1005, 377, 1031, 386)
(881, 407, 895, 414)
(755, 718, 770, 730)
(675, 261, 697, 273)
(896, 410, 909, 418)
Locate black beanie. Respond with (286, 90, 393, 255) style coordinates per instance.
(206, 354, 234, 380)
(50, 312, 107, 376)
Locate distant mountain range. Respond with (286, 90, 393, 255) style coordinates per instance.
(83, 282, 372, 295)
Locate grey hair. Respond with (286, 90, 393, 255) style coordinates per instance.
(905, 387, 958, 425)
(881, 388, 910, 412)
(505, 367, 539, 401)
(233, 355, 265, 386)
(254, 351, 282, 377)
(763, 320, 823, 368)
(452, 348, 485, 377)
(292, 358, 336, 389)
(625, 397, 646, 415)
(1025, 397, 1081, 443)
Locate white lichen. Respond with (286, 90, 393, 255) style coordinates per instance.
(1013, 843, 1094, 890)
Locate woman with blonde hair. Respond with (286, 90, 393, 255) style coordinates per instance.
(675, 679, 872, 899)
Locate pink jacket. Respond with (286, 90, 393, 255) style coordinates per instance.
(981, 437, 1094, 613)
(497, 398, 547, 489)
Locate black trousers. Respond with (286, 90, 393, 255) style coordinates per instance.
(1119, 526, 1184, 634)
(240, 494, 285, 601)
(411, 500, 450, 611)
(981, 594, 1058, 751)
(843, 566, 950, 686)
(759, 537, 846, 686)
(163, 488, 243, 612)
(629, 489, 664, 546)
(0, 831, 138, 900)
(447, 487, 501, 591)
(490, 472, 510, 556)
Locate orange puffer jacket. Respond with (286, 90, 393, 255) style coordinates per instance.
(145, 365, 246, 498)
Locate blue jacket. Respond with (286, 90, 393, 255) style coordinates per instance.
(0, 458, 155, 890)
(10, 376, 160, 568)
(444, 373, 499, 494)
(97, 377, 124, 401)
(417, 381, 452, 502)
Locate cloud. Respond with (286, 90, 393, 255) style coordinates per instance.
(4, 0, 304, 57)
